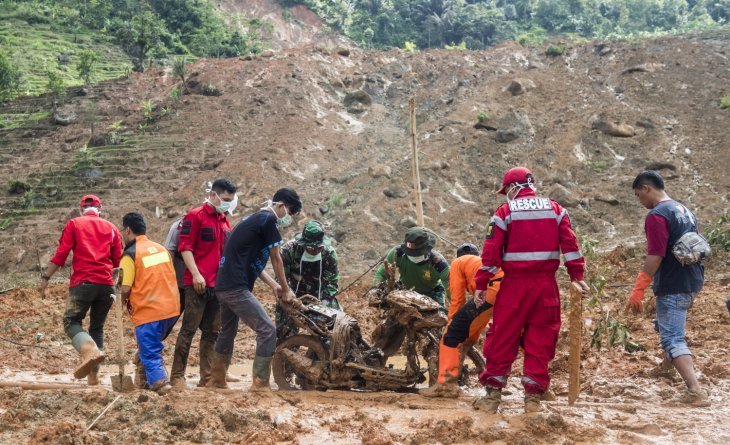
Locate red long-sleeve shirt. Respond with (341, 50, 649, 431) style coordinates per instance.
(178, 203, 231, 287)
(50, 213, 123, 287)
(475, 189, 585, 290)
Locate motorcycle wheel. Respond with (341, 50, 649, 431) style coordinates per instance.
(459, 346, 486, 386)
(272, 334, 328, 391)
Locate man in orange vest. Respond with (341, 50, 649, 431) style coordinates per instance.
(119, 212, 181, 395)
(421, 243, 503, 398)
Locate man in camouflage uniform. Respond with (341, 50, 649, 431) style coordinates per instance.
(371, 227, 450, 362)
(276, 220, 340, 341)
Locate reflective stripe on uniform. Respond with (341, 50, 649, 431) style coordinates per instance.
(503, 251, 560, 261)
(563, 251, 583, 261)
(510, 210, 558, 221)
(491, 216, 509, 231)
(557, 208, 568, 225)
(480, 265, 500, 274)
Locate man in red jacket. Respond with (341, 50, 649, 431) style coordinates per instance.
(39, 195, 123, 385)
(472, 167, 589, 413)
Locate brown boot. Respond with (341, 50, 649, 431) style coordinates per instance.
(170, 376, 186, 389)
(420, 379, 460, 398)
(473, 387, 502, 413)
(87, 366, 100, 386)
(249, 355, 272, 392)
(205, 352, 231, 389)
(134, 353, 147, 389)
(150, 380, 172, 395)
(678, 388, 711, 407)
(74, 340, 105, 379)
(525, 393, 543, 413)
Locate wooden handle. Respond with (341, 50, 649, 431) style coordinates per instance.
(568, 282, 583, 405)
(115, 269, 125, 374)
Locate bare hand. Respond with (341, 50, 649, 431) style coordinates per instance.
(473, 289, 487, 308)
(575, 280, 590, 295)
(192, 272, 206, 294)
(38, 279, 48, 299)
(277, 288, 294, 304)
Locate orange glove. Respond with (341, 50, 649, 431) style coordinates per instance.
(627, 271, 652, 313)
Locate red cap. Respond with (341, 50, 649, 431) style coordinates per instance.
(497, 167, 533, 194)
(80, 195, 101, 207)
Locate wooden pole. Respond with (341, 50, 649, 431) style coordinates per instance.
(568, 282, 583, 405)
(408, 97, 424, 227)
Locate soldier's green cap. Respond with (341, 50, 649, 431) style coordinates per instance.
(295, 220, 330, 248)
(402, 227, 436, 256)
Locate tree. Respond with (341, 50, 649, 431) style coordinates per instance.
(112, 9, 166, 72)
(0, 52, 23, 102)
(172, 56, 189, 93)
(76, 50, 99, 86)
(47, 68, 65, 109)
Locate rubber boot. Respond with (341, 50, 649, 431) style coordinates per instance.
(87, 365, 100, 386)
(150, 380, 172, 395)
(133, 353, 147, 390)
(472, 387, 502, 413)
(250, 355, 272, 392)
(205, 352, 231, 389)
(74, 339, 106, 379)
(524, 393, 543, 413)
(226, 373, 241, 383)
(197, 343, 213, 387)
(420, 378, 460, 398)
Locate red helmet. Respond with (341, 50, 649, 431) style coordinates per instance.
(497, 167, 533, 195)
(80, 195, 101, 208)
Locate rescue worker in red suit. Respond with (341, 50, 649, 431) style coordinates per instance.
(472, 167, 589, 413)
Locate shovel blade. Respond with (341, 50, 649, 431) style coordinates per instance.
(110, 374, 135, 392)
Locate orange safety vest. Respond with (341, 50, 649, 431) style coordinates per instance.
(125, 235, 180, 327)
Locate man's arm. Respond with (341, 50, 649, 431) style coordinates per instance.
(110, 227, 123, 267)
(40, 221, 74, 297)
(322, 249, 340, 299)
(270, 246, 293, 303)
(373, 247, 396, 283)
(178, 213, 205, 294)
(447, 263, 467, 320)
(627, 214, 668, 313)
(474, 212, 508, 305)
(557, 206, 589, 294)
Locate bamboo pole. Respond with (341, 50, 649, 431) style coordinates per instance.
(408, 97, 424, 227)
(568, 282, 583, 405)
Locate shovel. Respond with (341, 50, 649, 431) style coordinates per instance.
(110, 268, 134, 392)
(568, 282, 583, 405)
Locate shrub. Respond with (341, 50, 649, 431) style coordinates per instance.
(705, 214, 730, 251)
(403, 41, 417, 52)
(76, 50, 98, 86)
(8, 180, 31, 194)
(545, 44, 566, 56)
(0, 52, 23, 101)
(721, 95, 730, 109)
(476, 111, 490, 123)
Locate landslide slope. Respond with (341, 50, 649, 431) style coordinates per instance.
(0, 32, 728, 280)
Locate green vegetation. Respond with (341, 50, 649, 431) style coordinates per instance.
(76, 49, 98, 86)
(476, 110, 490, 123)
(705, 213, 730, 251)
(545, 44, 566, 56)
(0, 111, 51, 129)
(591, 313, 645, 352)
(172, 56, 189, 93)
(721, 95, 730, 109)
(8, 180, 31, 194)
(279, 0, 729, 50)
(0, 0, 269, 98)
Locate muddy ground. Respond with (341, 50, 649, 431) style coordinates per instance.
(1, 250, 729, 444)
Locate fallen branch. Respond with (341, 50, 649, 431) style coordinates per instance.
(0, 335, 51, 350)
(0, 381, 89, 390)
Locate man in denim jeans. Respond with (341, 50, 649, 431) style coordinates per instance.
(628, 170, 709, 406)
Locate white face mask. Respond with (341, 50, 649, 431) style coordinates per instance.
(262, 200, 292, 227)
(407, 254, 429, 264)
(506, 181, 535, 202)
(301, 251, 322, 262)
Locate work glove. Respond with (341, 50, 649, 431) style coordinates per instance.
(627, 271, 652, 314)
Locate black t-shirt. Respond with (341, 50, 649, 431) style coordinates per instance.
(215, 210, 282, 292)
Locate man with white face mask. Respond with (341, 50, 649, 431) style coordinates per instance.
(208, 187, 302, 391)
(472, 166, 588, 414)
(371, 227, 450, 361)
(281, 220, 339, 306)
(170, 178, 236, 389)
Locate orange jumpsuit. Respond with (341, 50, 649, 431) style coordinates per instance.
(436, 255, 503, 383)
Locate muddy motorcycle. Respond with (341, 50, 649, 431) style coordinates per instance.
(272, 288, 485, 391)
